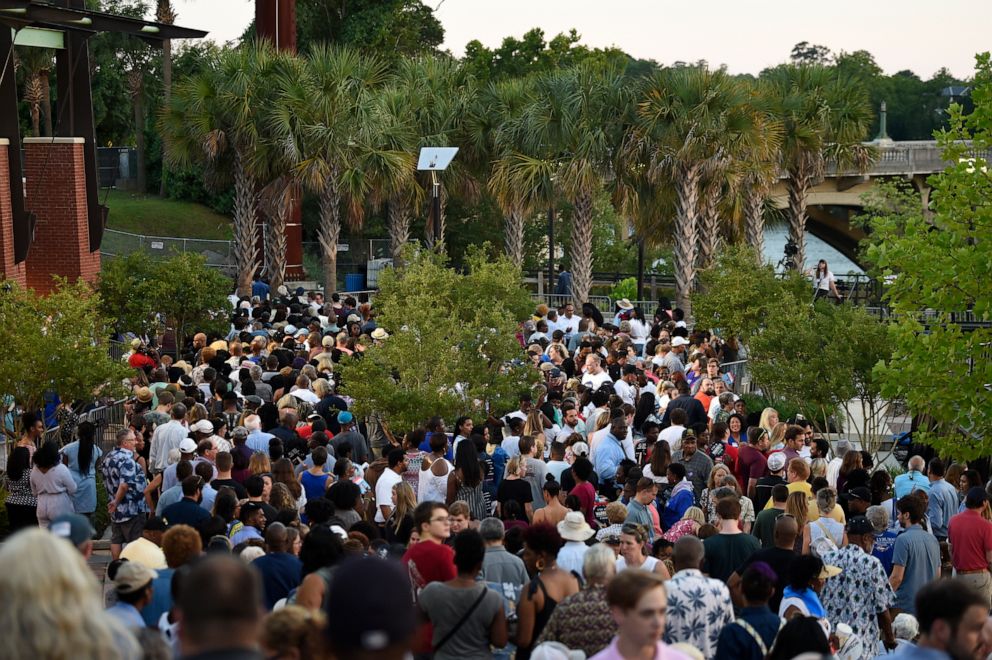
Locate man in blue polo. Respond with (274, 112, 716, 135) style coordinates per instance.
(894, 455, 931, 499)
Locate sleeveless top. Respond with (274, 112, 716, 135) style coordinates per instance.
(616, 555, 660, 573)
(518, 576, 558, 660)
(455, 477, 490, 521)
(418, 458, 452, 503)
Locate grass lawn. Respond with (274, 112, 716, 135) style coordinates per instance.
(104, 189, 232, 240)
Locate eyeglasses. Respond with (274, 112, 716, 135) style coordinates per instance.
(430, 516, 450, 524)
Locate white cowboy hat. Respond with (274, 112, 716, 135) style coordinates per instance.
(617, 298, 634, 310)
(557, 511, 595, 542)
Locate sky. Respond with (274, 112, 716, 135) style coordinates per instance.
(171, 0, 989, 79)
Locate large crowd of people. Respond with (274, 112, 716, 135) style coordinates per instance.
(2, 280, 992, 660)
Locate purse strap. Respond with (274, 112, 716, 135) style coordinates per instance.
(433, 586, 489, 653)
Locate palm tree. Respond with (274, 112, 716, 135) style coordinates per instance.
(271, 46, 409, 291)
(391, 57, 478, 253)
(14, 47, 54, 137)
(627, 67, 744, 317)
(763, 64, 873, 270)
(496, 64, 628, 307)
(476, 77, 534, 267)
(161, 43, 286, 295)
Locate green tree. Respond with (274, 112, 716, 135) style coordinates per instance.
(859, 53, 992, 459)
(98, 252, 162, 337)
(98, 252, 232, 350)
(789, 41, 832, 65)
(0, 280, 129, 432)
(337, 246, 537, 434)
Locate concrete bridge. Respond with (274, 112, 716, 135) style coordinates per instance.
(768, 140, 992, 267)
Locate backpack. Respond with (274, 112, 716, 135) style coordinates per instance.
(810, 519, 839, 557)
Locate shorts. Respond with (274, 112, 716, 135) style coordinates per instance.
(111, 513, 148, 545)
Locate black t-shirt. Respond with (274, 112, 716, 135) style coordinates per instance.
(561, 357, 576, 379)
(754, 475, 786, 510)
(702, 532, 760, 583)
(737, 546, 797, 613)
(212, 478, 248, 499)
(561, 466, 599, 494)
(497, 478, 533, 521)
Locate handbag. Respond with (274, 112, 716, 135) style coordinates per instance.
(432, 586, 489, 653)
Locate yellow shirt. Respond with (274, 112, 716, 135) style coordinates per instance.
(765, 480, 821, 521)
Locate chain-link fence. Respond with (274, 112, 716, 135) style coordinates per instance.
(101, 229, 235, 273)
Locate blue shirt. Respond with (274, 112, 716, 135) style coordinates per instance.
(894, 471, 931, 499)
(161, 498, 211, 529)
(251, 280, 270, 300)
(715, 605, 781, 660)
(247, 430, 275, 455)
(872, 528, 899, 575)
(892, 524, 941, 613)
(142, 567, 176, 628)
(101, 448, 149, 523)
(927, 478, 959, 538)
(253, 552, 303, 610)
(155, 485, 184, 516)
(106, 601, 146, 630)
(592, 433, 625, 482)
(231, 524, 264, 546)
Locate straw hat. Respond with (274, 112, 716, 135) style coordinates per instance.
(557, 511, 594, 542)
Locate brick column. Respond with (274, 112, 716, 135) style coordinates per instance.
(0, 138, 27, 286)
(22, 137, 100, 294)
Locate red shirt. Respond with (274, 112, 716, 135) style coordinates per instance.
(736, 444, 768, 488)
(948, 509, 992, 571)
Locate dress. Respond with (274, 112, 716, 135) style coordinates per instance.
(4, 467, 38, 529)
(61, 441, 103, 514)
(30, 464, 77, 527)
(518, 576, 558, 660)
(537, 585, 616, 656)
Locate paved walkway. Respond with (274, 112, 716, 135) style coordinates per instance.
(88, 534, 115, 606)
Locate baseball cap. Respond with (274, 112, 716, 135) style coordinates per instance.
(766, 452, 787, 472)
(848, 487, 872, 503)
(113, 561, 158, 594)
(338, 411, 354, 424)
(179, 438, 198, 453)
(846, 515, 875, 535)
(49, 513, 95, 547)
(966, 487, 988, 509)
(671, 336, 689, 347)
(325, 557, 416, 652)
(571, 442, 590, 458)
(191, 420, 214, 434)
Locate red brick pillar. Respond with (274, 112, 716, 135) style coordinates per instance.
(22, 137, 100, 294)
(0, 138, 27, 286)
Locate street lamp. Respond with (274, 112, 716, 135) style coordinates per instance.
(417, 147, 458, 250)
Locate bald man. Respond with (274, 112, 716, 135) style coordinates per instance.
(729, 515, 798, 612)
(664, 536, 733, 657)
(894, 455, 931, 499)
(250, 522, 302, 609)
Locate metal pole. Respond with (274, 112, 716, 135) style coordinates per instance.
(432, 177, 441, 250)
(636, 237, 645, 301)
(547, 207, 555, 296)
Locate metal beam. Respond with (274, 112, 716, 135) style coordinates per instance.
(0, 26, 35, 262)
(12, 25, 63, 48)
(0, 0, 206, 41)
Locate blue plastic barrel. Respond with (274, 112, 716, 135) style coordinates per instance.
(344, 273, 365, 292)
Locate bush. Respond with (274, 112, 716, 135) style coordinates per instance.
(610, 277, 638, 302)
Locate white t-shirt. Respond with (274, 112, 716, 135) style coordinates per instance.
(501, 436, 521, 458)
(614, 379, 638, 406)
(582, 370, 613, 389)
(659, 425, 685, 453)
(814, 270, 836, 292)
(374, 468, 403, 524)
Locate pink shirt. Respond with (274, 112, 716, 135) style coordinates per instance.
(591, 638, 694, 660)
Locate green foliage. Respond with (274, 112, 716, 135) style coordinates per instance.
(859, 53, 992, 460)
(337, 245, 537, 434)
(693, 245, 808, 340)
(693, 247, 891, 444)
(98, 252, 232, 348)
(0, 279, 130, 429)
(610, 278, 638, 302)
